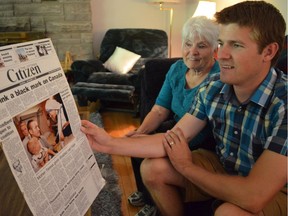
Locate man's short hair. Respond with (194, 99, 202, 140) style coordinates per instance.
(215, 1, 286, 66)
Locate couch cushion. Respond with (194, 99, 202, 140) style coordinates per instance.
(86, 72, 136, 85)
(71, 60, 106, 83)
(71, 82, 135, 102)
(103, 46, 141, 74)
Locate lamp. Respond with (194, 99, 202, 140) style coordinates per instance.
(148, 0, 180, 57)
(193, 1, 216, 19)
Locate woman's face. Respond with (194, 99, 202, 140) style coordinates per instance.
(20, 122, 29, 136)
(182, 36, 215, 71)
(48, 110, 57, 122)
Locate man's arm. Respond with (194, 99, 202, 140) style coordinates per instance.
(81, 113, 206, 158)
(172, 113, 207, 142)
(81, 119, 167, 158)
(165, 128, 287, 214)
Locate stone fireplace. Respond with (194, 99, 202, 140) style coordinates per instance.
(0, 0, 93, 61)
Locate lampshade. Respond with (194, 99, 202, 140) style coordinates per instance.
(193, 1, 216, 19)
(147, 0, 180, 3)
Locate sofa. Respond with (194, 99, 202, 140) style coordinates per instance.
(70, 28, 168, 112)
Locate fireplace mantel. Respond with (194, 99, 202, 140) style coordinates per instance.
(0, 32, 46, 47)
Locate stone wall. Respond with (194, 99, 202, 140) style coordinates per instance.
(0, 0, 93, 61)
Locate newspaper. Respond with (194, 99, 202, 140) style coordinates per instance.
(0, 39, 105, 216)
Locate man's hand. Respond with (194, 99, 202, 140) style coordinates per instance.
(43, 151, 49, 163)
(80, 120, 113, 153)
(163, 127, 193, 173)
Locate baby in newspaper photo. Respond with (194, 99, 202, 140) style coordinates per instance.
(27, 137, 56, 170)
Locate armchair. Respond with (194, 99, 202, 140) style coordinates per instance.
(70, 28, 168, 112)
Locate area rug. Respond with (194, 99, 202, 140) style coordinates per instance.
(88, 112, 122, 216)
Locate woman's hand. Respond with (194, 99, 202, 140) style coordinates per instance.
(125, 129, 141, 137)
(80, 120, 113, 153)
(163, 128, 193, 173)
(125, 129, 148, 137)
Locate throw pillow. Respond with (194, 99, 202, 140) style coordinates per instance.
(103, 47, 141, 74)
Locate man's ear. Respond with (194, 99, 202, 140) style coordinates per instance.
(262, 42, 279, 62)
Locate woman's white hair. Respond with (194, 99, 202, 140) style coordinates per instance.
(45, 98, 61, 112)
(182, 16, 219, 50)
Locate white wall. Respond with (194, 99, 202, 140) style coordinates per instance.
(91, 0, 287, 58)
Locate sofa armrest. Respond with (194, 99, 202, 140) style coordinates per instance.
(71, 60, 106, 83)
(139, 58, 181, 121)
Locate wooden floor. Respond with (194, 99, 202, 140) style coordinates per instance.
(101, 111, 142, 216)
(78, 102, 142, 216)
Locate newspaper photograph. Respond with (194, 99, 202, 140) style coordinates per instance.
(0, 38, 105, 216)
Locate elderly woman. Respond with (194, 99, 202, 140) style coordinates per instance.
(45, 97, 72, 148)
(126, 16, 220, 216)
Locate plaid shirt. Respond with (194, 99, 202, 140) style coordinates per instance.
(190, 68, 287, 176)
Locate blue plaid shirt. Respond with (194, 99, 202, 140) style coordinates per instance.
(190, 68, 287, 176)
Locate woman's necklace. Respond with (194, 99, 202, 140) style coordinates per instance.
(186, 69, 208, 89)
(191, 69, 203, 76)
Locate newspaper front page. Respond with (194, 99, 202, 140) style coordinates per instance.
(0, 39, 105, 216)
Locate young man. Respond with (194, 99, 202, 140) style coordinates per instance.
(27, 120, 55, 150)
(81, 1, 287, 215)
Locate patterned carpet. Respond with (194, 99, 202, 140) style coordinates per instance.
(89, 112, 122, 216)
